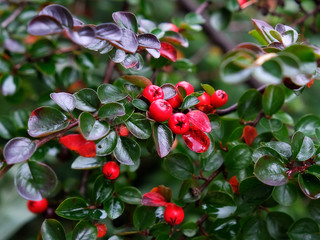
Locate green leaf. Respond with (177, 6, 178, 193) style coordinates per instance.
(180, 95, 200, 110)
(288, 218, 320, 240)
(122, 75, 152, 88)
(239, 176, 273, 204)
(201, 150, 224, 172)
(71, 156, 104, 169)
(252, 146, 283, 163)
(89, 209, 107, 220)
(306, 165, 320, 178)
(180, 222, 198, 237)
(118, 186, 142, 205)
(252, 59, 282, 84)
(264, 141, 292, 159)
(71, 220, 97, 240)
(79, 112, 110, 140)
(41, 219, 66, 240)
(298, 173, 320, 199)
(308, 199, 320, 224)
(12, 109, 29, 130)
(29, 39, 55, 58)
(210, 8, 231, 30)
(113, 137, 140, 165)
(132, 99, 148, 111)
(225, 144, 252, 171)
(133, 206, 156, 230)
(262, 85, 285, 116)
(97, 84, 127, 104)
(237, 89, 262, 121)
(3, 137, 36, 164)
(201, 192, 237, 219)
(164, 153, 194, 180)
(254, 156, 288, 186)
(28, 107, 69, 137)
(15, 161, 57, 200)
(93, 175, 114, 204)
(104, 197, 124, 220)
(95, 130, 118, 156)
(74, 88, 100, 112)
(185, 12, 205, 25)
(220, 55, 252, 84)
(55, 197, 89, 220)
(291, 131, 316, 161)
(240, 216, 270, 240)
(153, 124, 174, 158)
(125, 113, 151, 139)
(112, 100, 134, 125)
(275, 53, 300, 77)
(59, 66, 79, 89)
(266, 212, 293, 240)
(75, 53, 95, 70)
(201, 84, 215, 95)
(35, 58, 56, 75)
(295, 114, 320, 137)
(259, 118, 283, 132)
(150, 223, 171, 239)
(173, 58, 196, 72)
(124, 84, 140, 99)
(50, 92, 76, 112)
(272, 183, 298, 206)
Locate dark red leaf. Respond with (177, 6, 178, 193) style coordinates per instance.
(141, 192, 168, 207)
(138, 33, 161, 49)
(151, 185, 172, 202)
(186, 110, 212, 133)
(28, 15, 63, 36)
(160, 42, 177, 62)
(161, 31, 188, 47)
(182, 125, 210, 153)
(39, 4, 74, 28)
(96, 23, 122, 41)
(242, 125, 257, 146)
(146, 48, 160, 58)
(229, 176, 239, 194)
(110, 28, 138, 53)
(112, 11, 138, 33)
(60, 134, 96, 157)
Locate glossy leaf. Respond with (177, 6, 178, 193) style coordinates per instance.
(113, 137, 140, 165)
(183, 125, 210, 153)
(260, 118, 283, 132)
(288, 218, 320, 240)
(39, 4, 73, 28)
(180, 95, 200, 110)
(74, 88, 100, 112)
(153, 124, 174, 158)
(132, 99, 148, 111)
(159, 42, 177, 62)
(252, 146, 283, 163)
(272, 183, 298, 206)
(220, 56, 252, 84)
(122, 75, 152, 88)
(112, 100, 134, 125)
(118, 186, 142, 205)
(95, 130, 118, 156)
(239, 176, 273, 203)
(3, 137, 36, 164)
(253, 59, 282, 84)
(98, 102, 125, 119)
(133, 206, 156, 230)
(96, 23, 122, 41)
(138, 34, 161, 49)
(141, 192, 168, 207)
(28, 15, 62, 36)
(161, 83, 176, 100)
(125, 113, 151, 139)
(41, 219, 66, 240)
(291, 131, 316, 161)
(237, 89, 262, 121)
(71, 156, 104, 169)
(15, 161, 57, 200)
(298, 174, 320, 199)
(225, 144, 252, 171)
(110, 28, 138, 53)
(97, 84, 127, 104)
(186, 110, 211, 133)
(104, 197, 124, 220)
(35, 58, 56, 76)
(60, 134, 96, 157)
(264, 141, 292, 159)
(93, 175, 114, 204)
(66, 26, 96, 47)
(55, 197, 89, 220)
(162, 31, 188, 47)
(79, 112, 109, 140)
(50, 92, 76, 112)
(295, 114, 320, 137)
(240, 216, 270, 240)
(254, 156, 288, 186)
(71, 220, 97, 240)
(262, 85, 285, 116)
(266, 212, 293, 240)
(164, 153, 194, 180)
(112, 11, 138, 33)
(201, 150, 224, 173)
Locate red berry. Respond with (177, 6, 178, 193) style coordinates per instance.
(211, 90, 228, 108)
(164, 203, 184, 225)
(195, 92, 211, 109)
(169, 23, 179, 32)
(167, 94, 182, 109)
(103, 161, 120, 180)
(149, 99, 173, 122)
(175, 81, 194, 96)
(95, 223, 107, 238)
(117, 124, 130, 137)
(142, 85, 164, 103)
(168, 113, 190, 135)
(27, 198, 48, 214)
(238, 0, 247, 6)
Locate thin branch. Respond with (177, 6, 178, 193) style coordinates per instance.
(103, 61, 116, 84)
(80, 170, 90, 196)
(1, 3, 25, 28)
(150, 68, 159, 83)
(199, 165, 224, 192)
(0, 165, 13, 179)
(195, 1, 211, 15)
(291, 5, 320, 27)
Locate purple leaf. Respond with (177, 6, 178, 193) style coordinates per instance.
(85, 38, 113, 53)
(109, 49, 126, 63)
(96, 23, 122, 41)
(120, 54, 139, 69)
(112, 11, 138, 33)
(110, 28, 138, 53)
(138, 33, 161, 49)
(73, 18, 84, 27)
(66, 26, 96, 47)
(28, 15, 63, 36)
(138, 19, 156, 33)
(146, 48, 160, 58)
(3, 38, 25, 53)
(39, 4, 73, 28)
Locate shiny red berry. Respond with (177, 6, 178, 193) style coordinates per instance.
(168, 113, 190, 135)
(142, 85, 164, 103)
(117, 124, 130, 137)
(149, 99, 173, 122)
(167, 94, 182, 109)
(195, 92, 211, 109)
(164, 203, 184, 225)
(27, 198, 48, 214)
(95, 223, 107, 238)
(211, 90, 228, 108)
(175, 81, 194, 96)
(103, 161, 120, 180)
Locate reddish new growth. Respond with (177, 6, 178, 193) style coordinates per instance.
(242, 125, 258, 146)
(59, 134, 96, 157)
(229, 176, 240, 194)
(286, 159, 315, 179)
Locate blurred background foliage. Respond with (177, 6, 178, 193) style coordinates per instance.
(1, 0, 320, 239)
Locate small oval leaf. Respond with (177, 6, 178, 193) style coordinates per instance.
(4, 137, 36, 164)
